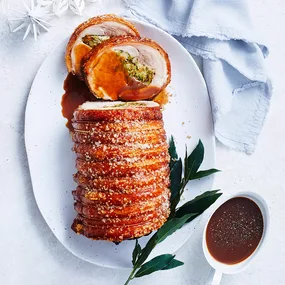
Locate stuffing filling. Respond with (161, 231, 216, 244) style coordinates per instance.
(82, 35, 110, 48)
(116, 50, 155, 85)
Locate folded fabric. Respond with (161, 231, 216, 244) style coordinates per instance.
(123, 0, 272, 154)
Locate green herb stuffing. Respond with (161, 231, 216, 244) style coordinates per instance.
(82, 35, 110, 48)
(102, 102, 148, 108)
(116, 50, 155, 85)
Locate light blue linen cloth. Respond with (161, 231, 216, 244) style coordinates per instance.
(124, 0, 271, 154)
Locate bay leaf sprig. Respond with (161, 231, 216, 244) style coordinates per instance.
(124, 138, 222, 285)
(169, 137, 220, 215)
(124, 214, 195, 285)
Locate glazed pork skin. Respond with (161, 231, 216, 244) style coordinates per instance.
(71, 101, 171, 242)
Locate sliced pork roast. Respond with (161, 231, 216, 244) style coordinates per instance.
(82, 37, 171, 101)
(65, 14, 140, 77)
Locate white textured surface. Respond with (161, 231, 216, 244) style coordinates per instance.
(0, 0, 284, 284)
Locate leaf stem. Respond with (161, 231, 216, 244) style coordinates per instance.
(180, 178, 188, 197)
(169, 178, 187, 217)
(124, 267, 137, 285)
(178, 177, 189, 203)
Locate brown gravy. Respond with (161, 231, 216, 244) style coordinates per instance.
(61, 72, 171, 131)
(206, 197, 264, 265)
(61, 73, 97, 131)
(119, 86, 160, 101)
(72, 44, 91, 75)
(153, 89, 170, 106)
(85, 51, 165, 101)
(91, 51, 128, 100)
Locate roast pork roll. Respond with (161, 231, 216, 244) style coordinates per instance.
(82, 37, 171, 101)
(65, 14, 140, 77)
(71, 101, 171, 242)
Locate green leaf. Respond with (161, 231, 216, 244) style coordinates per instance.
(169, 136, 178, 169)
(170, 158, 182, 211)
(135, 233, 157, 267)
(132, 239, 142, 266)
(162, 258, 184, 270)
(190, 169, 220, 180)
(175, 190, 222, 221)
(156, 214, 197, 244)
(185, 140, 204, 180)
(134, 215, 195, 268)
(134, 254, 175, 278)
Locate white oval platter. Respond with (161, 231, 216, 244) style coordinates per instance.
(25, 19, 215, 269)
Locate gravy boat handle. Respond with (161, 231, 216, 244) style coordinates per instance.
(210, 270, 223, 285)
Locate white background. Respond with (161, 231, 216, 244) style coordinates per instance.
(0, 0, 284, 284)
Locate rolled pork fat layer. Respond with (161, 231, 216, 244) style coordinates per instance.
(71, 101, 171, 242)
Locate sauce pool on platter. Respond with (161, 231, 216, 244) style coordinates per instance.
(61, 73, 171, 131)
(206, 197, 264, 265)
(61, 73, 97, 131)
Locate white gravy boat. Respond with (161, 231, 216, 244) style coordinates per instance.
(202, 191, 270, 285)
